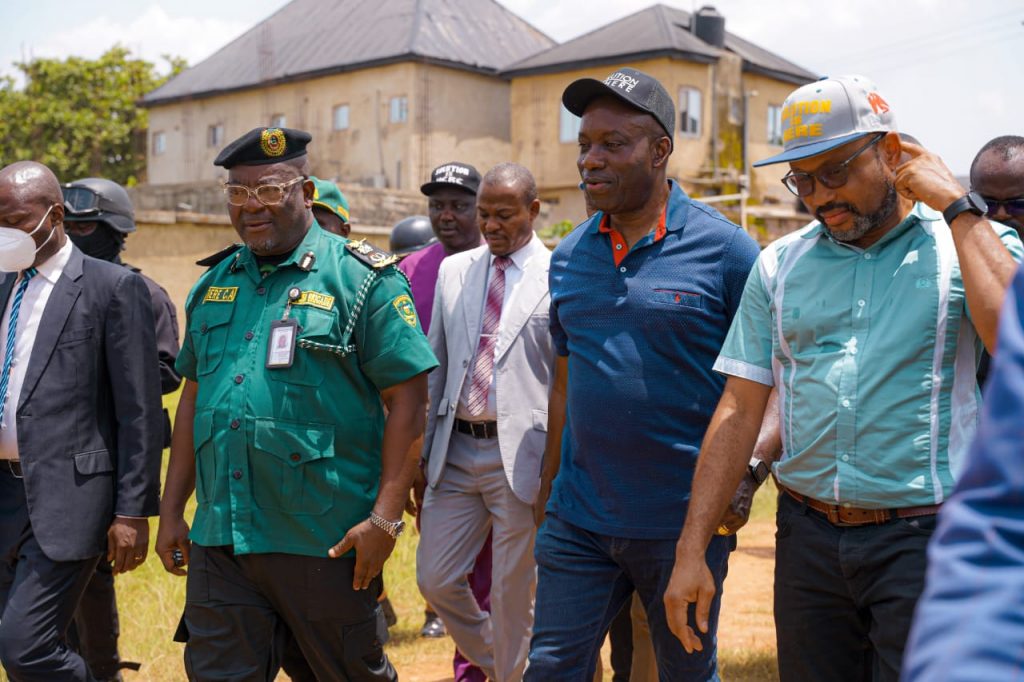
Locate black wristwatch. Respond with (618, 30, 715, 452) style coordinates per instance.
(942, 191, 987, 225)
(748, 457, 770, 484)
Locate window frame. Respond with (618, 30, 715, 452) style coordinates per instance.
(679, 87, 702, 137)
(153, 131, 166, 155)
(559, 104, 581, 144)
(332, 104, 350, 131)
(389, 96, 408, 124)
(767, 104, 784, 146)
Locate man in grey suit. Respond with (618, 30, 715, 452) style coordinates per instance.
(0, 161, 163, 680)
(417, 163, 554, 682)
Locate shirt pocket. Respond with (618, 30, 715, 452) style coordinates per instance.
(268, 307, 339, 387)
(252, 418, 337, 515)
(650, 287, 704, 310)
(192, 409, 220, 505)
(190, 304, 235, 377)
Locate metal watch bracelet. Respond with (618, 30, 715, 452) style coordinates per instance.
(369, 511, 405, 538)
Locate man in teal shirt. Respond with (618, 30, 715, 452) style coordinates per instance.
(664, 76, 1022, 681)
(155, 127, 437, 680)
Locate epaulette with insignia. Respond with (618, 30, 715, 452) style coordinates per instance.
(345, 239, 400, 269)
(196, 244, 243, 268)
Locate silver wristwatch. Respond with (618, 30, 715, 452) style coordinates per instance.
(369, 512, 406, 539)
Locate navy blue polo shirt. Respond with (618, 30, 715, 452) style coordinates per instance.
(548, 180, 760, 539)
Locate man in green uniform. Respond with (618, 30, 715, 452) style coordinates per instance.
(155, 127, 437, 681)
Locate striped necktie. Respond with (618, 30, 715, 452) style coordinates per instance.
(465, 256, 511, 417)
(0, 268, 38, 424)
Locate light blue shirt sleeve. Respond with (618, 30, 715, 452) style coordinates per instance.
(902, 263, 1024, 681)
(713, 255, 774, 386)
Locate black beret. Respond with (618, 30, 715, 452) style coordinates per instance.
(214, 127, 312, 168)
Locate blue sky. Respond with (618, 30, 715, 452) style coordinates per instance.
(1, 0, 1021, 174)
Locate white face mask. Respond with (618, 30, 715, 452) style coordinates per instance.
(0, 204, 57, 273)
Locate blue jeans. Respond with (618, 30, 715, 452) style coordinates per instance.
(526, 514, 732, 682)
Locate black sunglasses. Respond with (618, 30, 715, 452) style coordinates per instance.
(978, 196, 1024, 218)
(782, 134, 885, 197)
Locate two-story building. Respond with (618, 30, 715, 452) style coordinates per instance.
(142, 0, 553, 190)
(503, 4, 816, 224)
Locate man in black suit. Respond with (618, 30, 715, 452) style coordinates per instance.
(0, 161, 163, 681)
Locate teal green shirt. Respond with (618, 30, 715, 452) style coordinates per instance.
(716, 204, 1023, 508)
(176, 224, 438, 556)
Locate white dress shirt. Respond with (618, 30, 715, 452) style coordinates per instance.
(0, 239, 73, 460)
(456, 235, 546, 421)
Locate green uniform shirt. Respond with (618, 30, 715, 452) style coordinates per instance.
(176, 224, 438, 556)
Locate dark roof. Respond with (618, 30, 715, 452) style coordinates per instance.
(143, 0, 554, 105)
(502, 4, 817, 85)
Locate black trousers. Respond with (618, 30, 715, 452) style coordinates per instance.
(0, 468, 100, 682)
(178, 543, 396, 682)
(774, 492, 936, 682)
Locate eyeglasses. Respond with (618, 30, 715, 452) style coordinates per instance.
(782, 134, 885, 197)
(223, 176, 304, 207)
(979, 196, 1024, 219)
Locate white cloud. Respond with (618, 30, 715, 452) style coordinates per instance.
(20, 4, 250, 74)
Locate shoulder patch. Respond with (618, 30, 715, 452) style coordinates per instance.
(196, 244, 243, 268)
(392, 294, 418, 328)
(345, 238, 399, 270)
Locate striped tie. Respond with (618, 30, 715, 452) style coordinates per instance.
(465, 256, 511, 417)
(0, 268, 38, 424)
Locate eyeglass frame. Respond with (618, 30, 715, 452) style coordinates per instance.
(222, 175, 306, 207)
(976, 195, 1024, 218)
(781, 133, 886, 198)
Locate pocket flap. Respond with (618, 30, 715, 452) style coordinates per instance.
(57, 325, 94, 347)
(193, 410, 215, 449)
(253, 418, 335, 467)
(532, 408, 548, 432)
(75, 449, 113, 475)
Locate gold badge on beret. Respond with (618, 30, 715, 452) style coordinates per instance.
(260, 128, 287, 157)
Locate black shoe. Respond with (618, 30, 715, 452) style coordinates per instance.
(420, 612, 447, 638)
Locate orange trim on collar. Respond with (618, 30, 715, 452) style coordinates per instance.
(598, 207, 668, 267)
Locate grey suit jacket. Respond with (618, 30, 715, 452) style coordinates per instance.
(0, 246, 164, 561)
(423, 237, 555, 504)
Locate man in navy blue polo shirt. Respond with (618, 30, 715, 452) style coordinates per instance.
(525, 67, 760, 680)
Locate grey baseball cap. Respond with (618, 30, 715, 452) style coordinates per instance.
(562, 67, 675, 145)
(754, 74, 897, 167)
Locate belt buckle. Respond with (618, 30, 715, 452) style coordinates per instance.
(825, 506, 842, 525)
(471, 422, 485, 439)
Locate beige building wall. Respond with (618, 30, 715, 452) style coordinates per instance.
(745, 73, 801, 205)
(146, 62, 512, 191)
(509, 57, 716, 226)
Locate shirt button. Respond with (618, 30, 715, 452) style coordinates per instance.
(857, 299, 866, 307)
(232, 469, 243, 480)
(841, 399, 851, 408)
(200, 322, 208, 333)
(230, 419, 240, 430)
(256, 287, 266, 296)
(615, 244, 623, 250)
(864, 253, 873, 260)
(290, 453, 301, 462)
(244, 331, 254, 341)
(462, 360, 469, 367)
(841, 454, 850, 462)
(234, 374, 244, 384)
(843, 502, 851, 508)
(619, 266, 627, 273)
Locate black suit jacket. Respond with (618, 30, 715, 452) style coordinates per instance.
(0, 246, 163, 562)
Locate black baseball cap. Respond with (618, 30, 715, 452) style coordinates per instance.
(562, 67, 675, 146)
(420, 162, 481, 196)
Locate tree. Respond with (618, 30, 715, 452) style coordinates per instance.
(0, 46, 186, 186)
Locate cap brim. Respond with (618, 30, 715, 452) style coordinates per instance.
(312, 200, 349, 223)
(753, 132, 872, 167)
(420, 181, 477, 197)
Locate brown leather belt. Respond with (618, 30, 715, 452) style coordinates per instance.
(0, 460, 23, 478)
(782, 486, 940, 527)
(453, 418, 498, 440)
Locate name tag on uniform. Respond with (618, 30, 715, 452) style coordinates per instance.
(266, 319, 298, 368)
